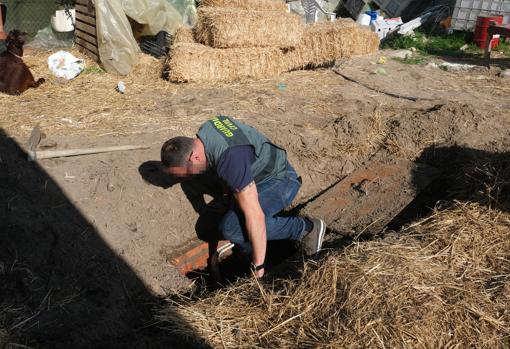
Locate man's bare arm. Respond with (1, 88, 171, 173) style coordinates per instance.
(235, 181, 266, 278)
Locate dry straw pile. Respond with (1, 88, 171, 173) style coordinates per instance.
(195, 7, 302, 48)
(158, 157, 510, 348)
(159, 204, 510, 348)
(166, 0, 380, 83)
(200, 0, 288, 12)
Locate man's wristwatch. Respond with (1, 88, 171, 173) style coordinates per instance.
(250, 262, 265, 272)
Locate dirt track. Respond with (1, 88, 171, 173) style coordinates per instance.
(1, 50, 510, 347)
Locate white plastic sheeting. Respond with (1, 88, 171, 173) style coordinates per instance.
(93, 0, 196, 75)
(48, 51, 85, 80)
(121, 0, 184, 36)
(95, 0, 140, 75)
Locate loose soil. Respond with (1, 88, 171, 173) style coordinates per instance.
(1, 49, 509, 348)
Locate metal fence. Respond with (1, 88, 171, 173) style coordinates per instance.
(3, 0, 59, 36)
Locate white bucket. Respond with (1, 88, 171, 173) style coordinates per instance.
(51, 9, 76, 32)
(356, 13, 371, 26)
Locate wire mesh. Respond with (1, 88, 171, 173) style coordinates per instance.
(3, 0, 59, 37)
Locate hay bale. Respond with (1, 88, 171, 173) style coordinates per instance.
(158, 201, 510, 348)
(195, 7, 302, 48)
(200, 0, 288, 12)
(167, 43, 287, 83)
(286, 19, 380, 69)
(172, 27, 195, 45)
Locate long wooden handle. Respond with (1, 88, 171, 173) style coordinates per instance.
(28, 145, 149, 161)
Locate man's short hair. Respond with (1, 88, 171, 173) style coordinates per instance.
(161, 137, 195, 167)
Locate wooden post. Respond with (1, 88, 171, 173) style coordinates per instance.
(0, 4, 7, 41)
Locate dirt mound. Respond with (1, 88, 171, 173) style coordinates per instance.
(384, 102, 487, 159)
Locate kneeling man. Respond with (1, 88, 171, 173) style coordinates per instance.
(161, 116, 326, 278)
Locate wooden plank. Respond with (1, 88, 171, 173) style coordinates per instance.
(76, 43, 98, 59)
(302, 158, 440, 237)
(75, 37, 98, 55)
(75, 4, 95, 17)
(76, 30, 97, 46)
(76, 44, 99, 62)
(75, 14, 95, 26)
(75, 20, 96, 37)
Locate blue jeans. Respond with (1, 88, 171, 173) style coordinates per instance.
(218, 163, 306, 253)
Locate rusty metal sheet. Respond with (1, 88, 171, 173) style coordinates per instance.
(303, 158, 440, 237)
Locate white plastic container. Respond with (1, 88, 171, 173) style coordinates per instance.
(356, 13, 371, 26)
(370, 17, 403, 40)
(51, 9, 76, 33)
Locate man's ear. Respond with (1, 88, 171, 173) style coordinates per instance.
(189, 150, 198, 162)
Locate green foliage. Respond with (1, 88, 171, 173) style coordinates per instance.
(385, 31, 481, 57)
(382, 30, 510, 59)
(391, 54, 429, 65)
(496, 40, 510, 56)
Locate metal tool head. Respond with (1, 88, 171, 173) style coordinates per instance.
(27, 125, 41, 151)
(27, 125, 41, 161)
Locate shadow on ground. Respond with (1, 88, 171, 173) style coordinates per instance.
(0, 130, 208, 349)
(390, 145, 510, 230)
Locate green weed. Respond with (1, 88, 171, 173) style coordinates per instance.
(383, 29, 510, 59)
(83, 65, 105, 74)
(391, 54, 429, 65)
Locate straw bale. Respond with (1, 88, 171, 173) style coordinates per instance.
(172, 27, 195, 45)
(286, 19, 380, 69)
(158, 186, 510, 348)
(166, 43, 287, 83)
(195, 7, 302, 48)
(200, 0, 288, 12)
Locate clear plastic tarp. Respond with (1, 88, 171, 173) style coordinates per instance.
(93, 0, 196, 75)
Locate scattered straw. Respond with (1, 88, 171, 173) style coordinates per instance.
(159, 202, 510, 348)
(200, 0, 288, 12)
(194, 7, 302, 48)
(0, 48, 175, 138)
(166, 43, 287, 83)
(0, 328, 9, 347)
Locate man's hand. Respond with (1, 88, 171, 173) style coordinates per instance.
(254, 268, 264, 279)
(236, 181, 266, 279)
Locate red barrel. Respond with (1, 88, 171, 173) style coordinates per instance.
(474, 15, 504, 49)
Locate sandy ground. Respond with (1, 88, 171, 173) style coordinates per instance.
(1, 48, 510, 347)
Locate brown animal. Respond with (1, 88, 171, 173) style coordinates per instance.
(0, 30, 45, 95)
